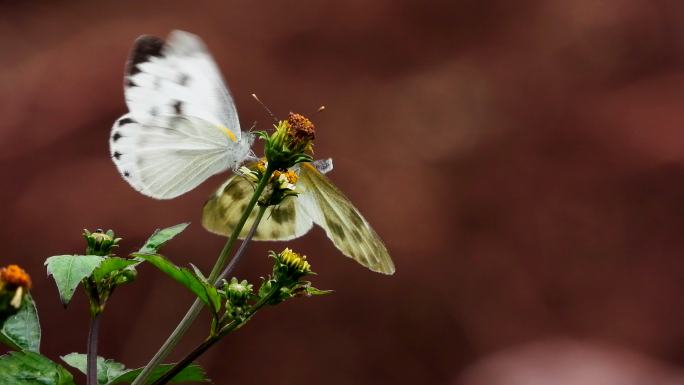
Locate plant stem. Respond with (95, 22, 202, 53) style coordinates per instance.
(151, 284, 282, 385)
(216, 204, 268, 282)
(87, 313, 101, 385)
(132, 165, 275, 385)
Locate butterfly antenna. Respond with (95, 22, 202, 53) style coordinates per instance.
(311, 105, 326, 116)
(252, 94, 278, 123)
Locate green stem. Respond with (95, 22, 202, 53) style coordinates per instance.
(86, 313, 100, 385)
(132, 165, 275, 385)
(216, 204, 268, 283)
(151, 284, 283, 385)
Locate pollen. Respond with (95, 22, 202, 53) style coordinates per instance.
(284, 170, 298, 184)
(0, 265, 32, 289)
(280, 248, 311, 273)
(286, 112, 315, 144)
(256, 159, 267, 173)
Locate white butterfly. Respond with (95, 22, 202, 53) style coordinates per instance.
(110, 30, 253, 199)
(202, 159, 396, 275)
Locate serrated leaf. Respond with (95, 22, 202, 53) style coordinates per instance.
(92, 258, 138, 283)
(0, 351, 75, 385)
(45, 255, 104, 305)
(138, 223, 189, 254)
(61, 353, 126, 385)
(61, 353, 208, 384)
(132, 254, 220, 314)
(0, 295, 41, 352)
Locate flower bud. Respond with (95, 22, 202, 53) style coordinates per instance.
(226, 277, 253, 307)
(83, 229, 121, 256)
(273, 248, 312, 281)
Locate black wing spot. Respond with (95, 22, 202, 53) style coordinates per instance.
(325, 216, 346, 241)
(127, 35, 165, 76)
(229, 187, 246, 200)
(348, 208, 364, 227)
(113, 151, 122, 160)
(125, 78, 137, 88)
(123, 171, 131, 178)
(173, 100, 183, 115)
(178, 73, 190, 85)
(150, 107, 158, 116)
(118, 117, 135, 127)
(271, 207, 293, 224)
(112, 132, 123, 142)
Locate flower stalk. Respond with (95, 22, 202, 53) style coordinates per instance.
(131, 164, 276, 385)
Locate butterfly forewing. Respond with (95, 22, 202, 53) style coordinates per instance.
(124, 30, 241, 138)
(297, 163, 395, 275)
(111, 30, 252, 199)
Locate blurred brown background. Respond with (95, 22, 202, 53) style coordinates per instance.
(2, 1, 684, 384)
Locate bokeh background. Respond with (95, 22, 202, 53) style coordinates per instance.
(2, 1, 684, 384)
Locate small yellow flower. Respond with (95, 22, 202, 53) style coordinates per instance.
(256, 159, 267, 173)
(279, 248, 311, 274)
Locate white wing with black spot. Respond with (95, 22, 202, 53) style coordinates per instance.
(110, 30, 253, 199)
(124, 30, 241, 140)
(110, 114, 252, 199)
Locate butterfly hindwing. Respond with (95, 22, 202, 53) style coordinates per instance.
(202, 174, 314, 240)
(297, 163, 395, 275)
(110, 113, 251, 199)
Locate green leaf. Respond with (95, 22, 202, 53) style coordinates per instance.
(0, 295, 41, 352)
(138, 223, 189, 254)
(61, 353, 208, 384)
(132, 254, 220, 314)
(0, 351, 75, 385)
(61, 353, 126, 385)
(44, 255, 104, 305)
(92, 258, 138, 283)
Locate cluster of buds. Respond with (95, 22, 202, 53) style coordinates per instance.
(0, 264, 32, 318)
(259, 112, 316, 170)
(83, 229, 121, 256)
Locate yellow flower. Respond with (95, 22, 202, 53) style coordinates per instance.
(279, 248, 311, 274)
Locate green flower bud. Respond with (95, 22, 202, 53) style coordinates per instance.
(226, 277, 253, 307)
(83, 229, 121, 256)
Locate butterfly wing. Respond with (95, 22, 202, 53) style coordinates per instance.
(297, 163, 395, 275)
(111, 30, 252, 199)
(110, 114, 252, 199)
(202, 174, 314, 240)
(124, 30, 241, 140)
